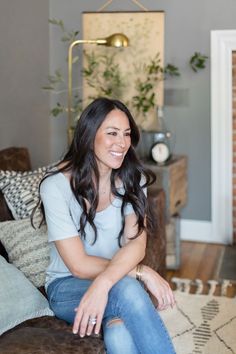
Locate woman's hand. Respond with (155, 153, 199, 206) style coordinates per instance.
(72, 275, 111, 337)
(142, 265, 176, 311)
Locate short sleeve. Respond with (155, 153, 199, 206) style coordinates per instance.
(40, 176, 79, 242)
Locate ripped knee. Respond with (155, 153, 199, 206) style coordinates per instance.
(106, 318, 123, 328)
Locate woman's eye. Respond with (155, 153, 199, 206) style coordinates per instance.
(125, 132, 131, 137)
(108, 132, 117, 136)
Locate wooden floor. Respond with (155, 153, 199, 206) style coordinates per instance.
(166, 241, 225, 283)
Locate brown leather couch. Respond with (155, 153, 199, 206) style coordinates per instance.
(0, 147, 166, 354)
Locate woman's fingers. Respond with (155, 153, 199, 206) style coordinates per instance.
(86, 314, 97, 336)
(94, 313, 103, 335)
(170, 290, 176, 308)
(79, 313, 90, 337)
(73, 307, 83, 334)
(143, 265, 177, 311)
(73, 309, 100, 336)
(73, 300, 106, 336)
(153, 281, 176, 310)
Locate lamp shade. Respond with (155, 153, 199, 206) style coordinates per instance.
(103, 33, 129, 48)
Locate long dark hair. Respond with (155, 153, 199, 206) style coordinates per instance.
(41, 97, 156, 246)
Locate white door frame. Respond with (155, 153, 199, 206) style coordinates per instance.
(211, 30, 236, 244)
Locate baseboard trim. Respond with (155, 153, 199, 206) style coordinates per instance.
(180, 219, 218, 243)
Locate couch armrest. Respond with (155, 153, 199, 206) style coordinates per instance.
(143, 188, 166, 278)
(0, 147, 32, 260)
(0, 146, 32, 222)
(0, 147, 31, 171)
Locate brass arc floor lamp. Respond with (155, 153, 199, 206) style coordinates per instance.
(67, 33, 129, 144)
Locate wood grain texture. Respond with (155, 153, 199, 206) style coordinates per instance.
(166, 241, 225, 284)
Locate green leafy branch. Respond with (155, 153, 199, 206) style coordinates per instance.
(42, 69, 64, 91)
(43, 19, 81, 117)
(49, 18, 79, 43)
(189, 52, 208, 72)
(83, 51, 126, 101)
(132, 54, 180, 116)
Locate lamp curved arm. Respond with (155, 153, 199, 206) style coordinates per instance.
(67, 33, 129, 143)
(68, 39, 98, 130)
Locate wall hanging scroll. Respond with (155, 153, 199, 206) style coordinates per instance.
(82, 11, 164, 129)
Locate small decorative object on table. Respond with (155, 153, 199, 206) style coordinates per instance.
(150, 107, 172, 165)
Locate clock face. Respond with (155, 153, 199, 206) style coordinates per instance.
(151, 142, 170, 163)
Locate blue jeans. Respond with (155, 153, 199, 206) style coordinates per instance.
(47, 275, 175, 354)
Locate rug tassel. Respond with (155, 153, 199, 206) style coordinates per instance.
(171, 277, 192, 293)
(171, 277, 235, 296)
(207, 280, 218, 295)
(194, 279, 204, 294)
(221, 279, 232, 296)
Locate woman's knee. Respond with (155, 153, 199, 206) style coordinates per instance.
(110, 276, 150, 311)
(103, 317, 138, 354)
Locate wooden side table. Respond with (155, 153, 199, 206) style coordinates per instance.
(143, 155, 188, 269)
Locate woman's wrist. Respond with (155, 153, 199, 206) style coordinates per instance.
(137, 264, 150, 284)
(95, 272, 113, 292)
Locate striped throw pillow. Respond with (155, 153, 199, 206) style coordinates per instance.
(0, 164, 56, 220)
(0, 215, 49, 287)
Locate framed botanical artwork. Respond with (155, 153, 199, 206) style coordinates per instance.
(82, 11, 164, 129)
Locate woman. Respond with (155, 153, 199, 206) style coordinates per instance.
(40, 97, 176, 354)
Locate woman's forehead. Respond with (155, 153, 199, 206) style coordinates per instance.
(101, 109, 130, 128)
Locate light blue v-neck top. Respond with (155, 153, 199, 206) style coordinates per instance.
(40, 173, 145, 288)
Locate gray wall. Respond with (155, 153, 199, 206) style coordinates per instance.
(49, 0, 236, 222)
(0, 0, 50, 169)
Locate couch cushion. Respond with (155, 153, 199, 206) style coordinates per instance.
(0, 215, 49, 287)
(0, 256, 53, 336)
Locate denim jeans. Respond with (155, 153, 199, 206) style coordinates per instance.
(47, 275, 175, 354)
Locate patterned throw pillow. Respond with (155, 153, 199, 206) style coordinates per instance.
(0, 255, 53, 335)
(0, 165, 55, 219)
(0, 216, 49, 287)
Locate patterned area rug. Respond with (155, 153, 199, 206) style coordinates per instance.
(160, 278, 236, 354)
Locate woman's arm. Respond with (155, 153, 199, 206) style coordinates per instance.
(95, 211, 146, 286)
(55, 211, 146, 281)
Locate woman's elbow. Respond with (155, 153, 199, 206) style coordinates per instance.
(69, 259, 90, 279)
(70, 267, 91, 279)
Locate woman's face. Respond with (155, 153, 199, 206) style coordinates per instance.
(94, 109, 131, 173)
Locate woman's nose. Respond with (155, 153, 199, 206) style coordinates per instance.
(117, 135, 125, 147)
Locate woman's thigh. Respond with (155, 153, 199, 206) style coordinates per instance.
(46, 276, 92, 324)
